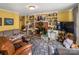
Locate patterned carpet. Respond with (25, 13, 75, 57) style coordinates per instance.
(29, 36, 64, 55)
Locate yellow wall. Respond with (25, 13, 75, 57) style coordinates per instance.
(58, 9, 73, 22)
(69, 9, 73, 21)
(0, 9, 20, 31)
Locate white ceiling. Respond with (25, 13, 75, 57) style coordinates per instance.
(0, 3, 76, 16)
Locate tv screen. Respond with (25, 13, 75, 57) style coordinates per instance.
(4, 18, 14, 25)
(60, 22, 74, 33)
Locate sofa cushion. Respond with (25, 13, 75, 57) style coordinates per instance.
(57, 48, 79, 55)
(14, 43, 22, 50)
(0, 32, 3, 36)
(3, 30, 13, 37)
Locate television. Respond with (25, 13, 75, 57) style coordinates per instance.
(4, 18, 14, 25)
(60, 22, 74, 33)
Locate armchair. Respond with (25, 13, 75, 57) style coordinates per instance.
(0, 36, 32, 55)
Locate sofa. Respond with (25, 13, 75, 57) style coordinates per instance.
(0, 29, 21, 37)
(57, 48, 79, 55)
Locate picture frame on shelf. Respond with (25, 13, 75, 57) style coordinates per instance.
(53, 12, 57, 16)
(36, 16, 45, 21)
(29, 15, 34, 20)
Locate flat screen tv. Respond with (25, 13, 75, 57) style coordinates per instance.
(4, 18, 14, 25)
(60, 22, 74, 33)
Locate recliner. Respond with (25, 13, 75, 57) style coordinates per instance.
(0, 36, 32, 55)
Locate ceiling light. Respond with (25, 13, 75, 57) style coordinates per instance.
(27, 5, 38, 10)
(29, 6, 35, 10)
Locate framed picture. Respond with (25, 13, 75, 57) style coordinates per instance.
(4, 18, 14, 25)
(0, 18, 2, 26)
(29, 15, 34, 20)
(53, 13, 57, 16)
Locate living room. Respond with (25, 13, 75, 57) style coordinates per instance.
(0, 3, 79, 55)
